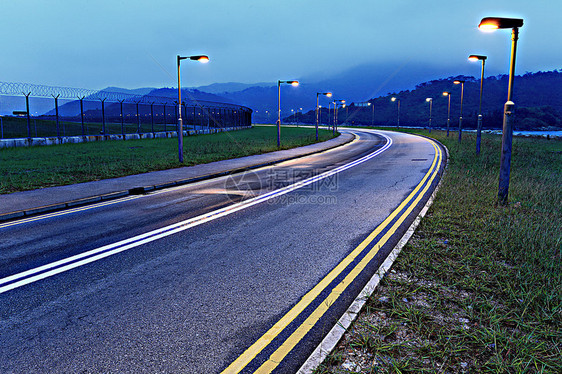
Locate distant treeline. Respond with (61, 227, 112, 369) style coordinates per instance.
(289, 69, 562, 130)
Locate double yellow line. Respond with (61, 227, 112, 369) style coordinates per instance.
(222, 138, 443, 374)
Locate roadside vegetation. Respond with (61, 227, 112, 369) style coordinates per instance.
(316, 129, 561, 373)
(0, 125, 336, 194)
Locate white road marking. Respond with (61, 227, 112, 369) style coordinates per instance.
(0, 131, 391, 294)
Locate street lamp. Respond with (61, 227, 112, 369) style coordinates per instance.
(479, 16, 524, 204)
(443, 92, 452, 137)
(370, 101, 374, 126)
(277, 80, 299, 147)
(469, 54, 487, 154)
(316, 92, 332, 141)
(425, 98, 433, 133)
(177, 54, 209, 163)
(453, 79, 465, 143)
(391, 97, 400, 130)
(333, 100, 345, 135)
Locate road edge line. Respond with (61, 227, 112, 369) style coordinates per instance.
(297, 139, 449, 374)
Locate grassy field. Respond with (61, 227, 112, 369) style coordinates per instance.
(317, 130, 561, 373)
(0, 125, 336, 194)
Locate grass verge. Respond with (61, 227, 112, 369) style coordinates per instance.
(0, 126, 336, 194)
(315, 130, 561, 373)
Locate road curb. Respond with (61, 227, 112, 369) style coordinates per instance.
(297, 136, 449, 374)
(0, 133, 355, 223)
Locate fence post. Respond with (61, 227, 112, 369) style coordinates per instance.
(78, 96, 85, 136)
(163, 104, 167, 132)
(136, 101, 141, 134)
(52, 94, 61, 139)
(206, 107, 211, 133)
(150, 102, 155, 135)
(119, 99, 125, 137)
(192, 106, 196, 133)
(24, 92, 32, 140)
(100, 98, 106, 135)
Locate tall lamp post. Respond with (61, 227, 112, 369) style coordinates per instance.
(479, 17, 523, 204)
(453, 79, 465, 143)
(391, 97, 400, 130)
(316, 92, 332, 141)
(177, 54, 209, 163)
(425, 98, 433, 133)
(277, 80, 299, 147)
(443, 92, 452, 137)
(370, 101, 374, 126)
(469, 54, 487, 154)
(333, 100, 345, 135)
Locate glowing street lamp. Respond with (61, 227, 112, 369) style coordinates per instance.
(316, 92, 332, 141)
(479, 16, 523, 204)
(176, 54, 209, 163)
(443, 92, 452, 137)
(425, 98, 433, 133)
(277, 80, 299, 147)
(453, 79, 465, 143)
(391, 97, 400, 130)
(469, 54, 488, 154)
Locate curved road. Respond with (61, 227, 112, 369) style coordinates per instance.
(0, 129, 445, 373)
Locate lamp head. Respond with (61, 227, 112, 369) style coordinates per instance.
(290, 81, 299, 86)
(469, 54, 487, 61)
(479, 17, 523, 31)
(453, 80, 465, 85)
(190, 55, 209, 63)
(391, 97, 397, 102)
(443, 91, 450, 96)
(426, 98, 432, 102)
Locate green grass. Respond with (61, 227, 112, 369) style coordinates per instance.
(0, 125, 336, 194)
(316, 130, 561, 373)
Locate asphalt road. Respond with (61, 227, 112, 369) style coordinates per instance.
(0, 128, 444, 373)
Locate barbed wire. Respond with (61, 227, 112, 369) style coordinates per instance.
(0, 81, 251, 111)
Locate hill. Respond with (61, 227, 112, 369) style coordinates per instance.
(288, 70, 562, 130)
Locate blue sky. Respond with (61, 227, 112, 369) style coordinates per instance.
(1, 0, 559, 91)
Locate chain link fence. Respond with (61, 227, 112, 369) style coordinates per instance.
(0, 82, 252, 141)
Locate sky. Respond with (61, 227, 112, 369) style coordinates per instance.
(1, 0, 560, 92)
